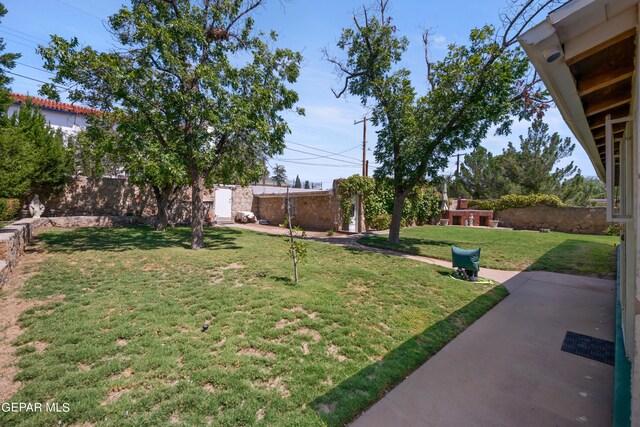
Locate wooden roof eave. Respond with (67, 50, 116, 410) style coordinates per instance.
(519, 20, 607, 181)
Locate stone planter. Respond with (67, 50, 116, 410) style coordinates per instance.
(439, 218, 449, 226)
(490, 220, 499, 228)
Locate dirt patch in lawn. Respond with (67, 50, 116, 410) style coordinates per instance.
(285, 305, 319, 320)
(252, 375, 290, 398)
(0, 243, 59, 402)
(327, 344, 347, 362)
(236, 347, 276, 359)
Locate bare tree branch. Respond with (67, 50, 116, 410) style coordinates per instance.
(501, 0, 562, 47)
(225, 0, 264, 33)
(422, 30, 435, 91)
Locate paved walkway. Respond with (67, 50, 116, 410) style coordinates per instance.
(227, 223, 615, 426)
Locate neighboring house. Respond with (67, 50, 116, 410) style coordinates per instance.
(8, 93, 100, 136)
(520, 0, 639, 424)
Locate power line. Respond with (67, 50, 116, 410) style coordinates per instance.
(284, 146, 360, 165)
(53, 0, 103, 20)
(283, 144, 361, 164)
(5, 70, 70, 91)
(0, 30, 41, 47)
(16, 62, 53, 75)
(272, 158, 360, 168)
(2, 36, 38, 50)
(0, 25, 49, 43)
(286, 140, 361, 162)
(287, 144, 360, 161)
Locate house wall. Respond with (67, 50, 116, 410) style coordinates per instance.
(254, 191, 340, 231)
(631, 14, 640, 424)
(496, 206, 608, 235)
(7, 105, 88, 136)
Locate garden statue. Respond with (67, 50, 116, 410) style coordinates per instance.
(468, 213, 474, 226)
(440, 183, 450, 226)
(29, 195, 45, 218)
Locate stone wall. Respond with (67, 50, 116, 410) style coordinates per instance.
(230, 186, 254, 213)
(40, 177, 253, 224)
(254, 191, 340, 231)
(496, 206, 607, 234)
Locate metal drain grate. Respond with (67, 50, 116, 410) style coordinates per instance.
(561, 331, 614, 366)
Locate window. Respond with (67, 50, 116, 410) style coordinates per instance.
(605, 115, 633, 223)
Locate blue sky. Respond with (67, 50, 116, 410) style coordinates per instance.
(2, 0, 597, 186)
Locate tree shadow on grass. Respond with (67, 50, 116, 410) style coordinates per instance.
(527, 239, 617, 278)
(36, 226, 243, 252)
(357, 235, 457, 256)
(309, 285, 507, 426)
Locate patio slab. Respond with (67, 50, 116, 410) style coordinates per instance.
(351, 271, 615, 427)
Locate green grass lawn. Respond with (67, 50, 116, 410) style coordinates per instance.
(359, 226, 618, 276)
(0, 227, 506, 426)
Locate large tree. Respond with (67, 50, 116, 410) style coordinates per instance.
(39, 0, 302, 248)
(87, 113, 189, 231)
(271, 164, 287, 186)
(325, 0, 555, 243)
(560, 175, 605, 206)
(500, 118, 579, 195)
(459, 146, 511, 199)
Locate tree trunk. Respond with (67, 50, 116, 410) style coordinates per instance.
(152, 186, 170, 232)
(357, 194, 366, 233)
(388, 190, 406, 244)
(190, 172, 205, 249)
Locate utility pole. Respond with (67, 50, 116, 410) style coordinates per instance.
(354, 116, 367, 176)
(456, 153, 461, 176)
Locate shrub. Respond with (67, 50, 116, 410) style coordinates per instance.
(469, 194, 564, 212)
(0, 198, 20, 222)
(367, 213, 391, 230)
(604, 223, 623, 236)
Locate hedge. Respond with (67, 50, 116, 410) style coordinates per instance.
(0, 198, 20, 222)
(469, 194, 564, 212)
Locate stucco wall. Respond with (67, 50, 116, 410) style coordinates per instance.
(496, 206, 608, 235)
(255, 191, 340, 231)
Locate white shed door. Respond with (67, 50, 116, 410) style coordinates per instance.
(215, 188, 232, 218)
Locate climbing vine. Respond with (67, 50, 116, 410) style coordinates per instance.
(337, 175, 441, 230)
(335, 175, 375, 229)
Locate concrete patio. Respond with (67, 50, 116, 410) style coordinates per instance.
(352, 270, 615, 426)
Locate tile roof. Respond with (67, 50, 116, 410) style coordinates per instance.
(11, 93, 102, 116)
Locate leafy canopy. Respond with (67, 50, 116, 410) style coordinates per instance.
(39, 0, 303, 184)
